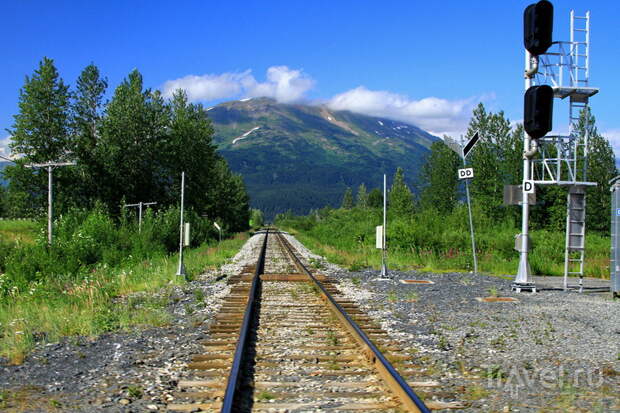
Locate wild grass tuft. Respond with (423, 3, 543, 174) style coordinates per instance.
(0, 230, 247, 363)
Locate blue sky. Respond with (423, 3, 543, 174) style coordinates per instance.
(1, 0, 619, 157)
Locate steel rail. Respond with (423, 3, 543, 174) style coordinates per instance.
(275, 231, 430, 413)
(220, 229, 269, 413)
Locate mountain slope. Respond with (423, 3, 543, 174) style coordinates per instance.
(208, 97, 439, 218)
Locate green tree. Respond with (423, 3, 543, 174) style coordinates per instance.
(163, 90, 217, 214)
(368, 188, 382, 208)
(208, 157, 250, 232)
(71, 63, 108, 204)
(4, 57, 72, 215)
(419, 139, 461, 213)
(96, 69, 169, 213)
(581, 109, 618, 232)
(250, 209, 264, 228)
(356, 183, 368, 208)
(341, 187, 353, 209)
(466, 103, 521, 220)
(389, 167, 414, 216)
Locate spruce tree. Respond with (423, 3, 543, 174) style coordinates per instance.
(341, 187, 353, 209)
(389, 167, 414, 215)
(356, 183, 368, 208)
(71, 63, 108, 204)
(5, 57, 72, 215)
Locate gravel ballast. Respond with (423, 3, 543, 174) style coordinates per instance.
(285, 233, 620, 412)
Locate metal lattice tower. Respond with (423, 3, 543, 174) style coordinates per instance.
(530, 10, 599, 290)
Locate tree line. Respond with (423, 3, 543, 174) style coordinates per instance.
(335, 103, 616, 234)
(0, 58, 249, 232)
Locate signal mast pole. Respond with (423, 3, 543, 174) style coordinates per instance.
(25, 161, 76, 246)
(515, 51, 537, 290)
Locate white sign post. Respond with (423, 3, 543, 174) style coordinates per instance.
(445, 134, 480, 275)
(460, 135, 479, 276)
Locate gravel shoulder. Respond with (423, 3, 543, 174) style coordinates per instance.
(286, 234, 620, 412)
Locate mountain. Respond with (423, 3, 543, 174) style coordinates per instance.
(208, 97, 439, 219)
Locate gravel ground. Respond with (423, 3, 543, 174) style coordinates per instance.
(0, 234, 265, 412)
(285, 233, 620, 412)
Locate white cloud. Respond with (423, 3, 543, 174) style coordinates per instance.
(327, 86, 480, 138)
(603, 129, 620, 159)
(162, 66, 314, 104)
(162, 71, 250, 101)
(0, 136, 13, 160)
(243, 66, 315, 103)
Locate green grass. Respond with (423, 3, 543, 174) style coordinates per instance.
(0, 219, 38, 244)
(277, 207, 611, 278)
(0, 233, 248, 364)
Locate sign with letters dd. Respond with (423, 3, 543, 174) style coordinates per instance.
(458, 168, 474, 180)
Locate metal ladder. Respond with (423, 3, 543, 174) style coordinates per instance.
(562, 12, 591, 293)
(568, 11, 591, 178)
(564, 186, 586, 291)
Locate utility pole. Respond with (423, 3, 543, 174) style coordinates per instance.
(381, 173, 388, 278)
(25, 161, 76, 245)
(176, 171, 186, 277)
(124, 201, 157, 232)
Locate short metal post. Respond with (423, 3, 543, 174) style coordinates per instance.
(138, 202, 143, 233)
(47, 166, 53, 245)
(381, 173, 388, 277)
(177, 172, 186, 277)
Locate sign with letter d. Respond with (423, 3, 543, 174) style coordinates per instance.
(458, 168, 474, 180)
(523, 180, 535, 194)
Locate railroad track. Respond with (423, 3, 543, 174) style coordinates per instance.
(168, 230, 463, 412)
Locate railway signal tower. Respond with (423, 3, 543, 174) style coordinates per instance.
(515, 2, 599, 292)
(513, 4, 599, 291)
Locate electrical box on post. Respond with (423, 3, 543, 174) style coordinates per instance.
(376, 226, 384, 249)
(184, 222, 190, 247)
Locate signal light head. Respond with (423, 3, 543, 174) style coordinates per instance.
(524, 0, 554, 56)
(524, 85, 553, 139)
